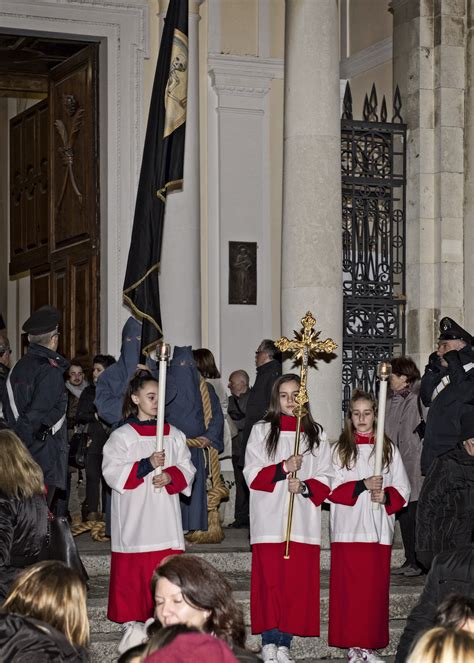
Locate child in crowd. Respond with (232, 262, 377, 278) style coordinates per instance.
(328, 389, 410, 663)
(244, 373, 333, 663)
(102, 372, 195, 628)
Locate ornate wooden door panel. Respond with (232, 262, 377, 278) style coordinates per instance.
(49, 43, 99, 361)
(9, 99, 49, 275)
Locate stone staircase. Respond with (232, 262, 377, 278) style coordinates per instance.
(78, 518, 424, 663)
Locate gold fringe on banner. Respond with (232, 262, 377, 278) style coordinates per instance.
(185, 377, 229, 544)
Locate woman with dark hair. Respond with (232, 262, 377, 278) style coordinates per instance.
(243, 373, 333, 663)
(385, 356, 426, 577)
(328, 389, 411, 663)
(0, 560, 89, 661)
(0, 429, 48, 600)
(102, 373, 195, 629)
(76, 353, 116, 521)
(152, 555, 258, 662)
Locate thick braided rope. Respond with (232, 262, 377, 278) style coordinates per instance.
(186, 378, 229, 543)
(71, 518, 108, 542)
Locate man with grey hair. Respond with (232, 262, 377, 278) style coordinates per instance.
(228, 369, 251, 528)
(4, 306, 69, 506)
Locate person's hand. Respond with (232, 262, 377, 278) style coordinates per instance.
(149, 450, 165, 468)
(427, 352, 442, 371)
(196, 436, 211, 448)
(363, 475, 383, 491)
(284, 454, 303, 473)
(152, 472, 171, 488)
(370, 488, 386, 503)
(288, 477, 304, 494)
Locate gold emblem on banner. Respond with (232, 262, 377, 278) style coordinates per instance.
(164, 28, 188, 138)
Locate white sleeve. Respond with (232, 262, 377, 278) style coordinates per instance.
(243, 423, 269, 487)
(169, 426, 196, 497)
(102, 428, 136, 495)
(311, 433, 336, 488)
(389, 445, 411, 505)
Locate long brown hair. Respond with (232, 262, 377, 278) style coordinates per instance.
(263, 373, 322, 460)
(122, 372, 158, 420)
(2, 561, 89, 647)
(192, 348, 221, 379)
(334, 389, 393, 470)
(151, 555, 245, 648)
(0, 429, 45, 498)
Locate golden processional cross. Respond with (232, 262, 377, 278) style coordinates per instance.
(275, 311, 338, 559)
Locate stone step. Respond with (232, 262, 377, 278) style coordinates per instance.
(88, 624, 404, 662)
(82, 546, 408, 577)
(87, 573, 422, 635)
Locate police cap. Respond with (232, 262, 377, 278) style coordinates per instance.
(22, 306, 61, 335)
(438, 317, 473, 346)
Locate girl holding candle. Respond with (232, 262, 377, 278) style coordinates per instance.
(328, 389, 410, 663)
(102, 372, 195, 627)
(244, 374, 333, 663)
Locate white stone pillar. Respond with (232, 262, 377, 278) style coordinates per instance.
(392, 0, 466, 367)
(159, 0, 202, 347)
(281, 0, 343, 441)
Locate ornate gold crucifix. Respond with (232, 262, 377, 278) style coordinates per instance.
(275, 311, 338, 559)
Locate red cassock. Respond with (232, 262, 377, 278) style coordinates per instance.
(328, 433, 410, 649)
(243, 416, 334, 637)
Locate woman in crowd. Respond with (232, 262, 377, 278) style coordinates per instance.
(406, 627, 474, 663)
(102, 373, 195, 627)
(328, 389, 410, 663)
(385, 356, 425, 576)
(152, 554, 258, 662)
(76, 353, 116, 521)
(0, 428, 48, 600)
(193, 348, 232, 459)
(0, 560, 89, 661)
(244, 373, 333, 663)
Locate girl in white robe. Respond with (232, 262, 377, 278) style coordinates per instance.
(102, 373, 195, 624)
(244, 373, 333, 663)
(328, 389, 410, 663)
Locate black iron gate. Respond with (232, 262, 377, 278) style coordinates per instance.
(341, 83, 407, 412)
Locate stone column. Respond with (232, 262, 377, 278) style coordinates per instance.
(392, 0, 466, 368)
(159, 0, 202, 347)
(281, 0, 342, 441)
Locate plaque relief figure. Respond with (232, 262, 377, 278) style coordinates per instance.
(229, 242, 257, 305)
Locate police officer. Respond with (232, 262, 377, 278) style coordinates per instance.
(4, 306, 69, 506)
(420, 316, 474, 475)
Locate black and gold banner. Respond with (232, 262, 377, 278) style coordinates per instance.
(123, 0, 188, 356)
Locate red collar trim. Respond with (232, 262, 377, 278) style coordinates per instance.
(355, 432, 375, 445)
(280, 414, 303, 432)
(129, 422, 170, 436)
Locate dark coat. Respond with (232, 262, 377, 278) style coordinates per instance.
(416, 443, 474, 569)
(0, 492, 48, 599)
(75, 384, 109, 454)
(420, 346, 474, 474)
(4, 344, 69, 489)
(0, 613, 88, 662)
(395, 545, 474, 663)
(228, 390, 250, 457)
(0, 362, 9, 423)
(239, 359, 281, 465)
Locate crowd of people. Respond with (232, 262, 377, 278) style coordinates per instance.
(0, 307, 472, 663)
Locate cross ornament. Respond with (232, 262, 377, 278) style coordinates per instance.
(275, 311, 338, 418)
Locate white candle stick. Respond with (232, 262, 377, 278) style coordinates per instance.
(155, 342, 171, 493)
(373, 362, 392, 511)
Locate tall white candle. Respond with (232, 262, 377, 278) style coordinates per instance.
(155, 342, 171, 491)
(373, 362, 391, 511)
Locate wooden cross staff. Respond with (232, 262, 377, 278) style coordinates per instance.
(275, 311, 337, 559)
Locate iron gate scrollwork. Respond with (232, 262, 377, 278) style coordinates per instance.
(341, 83, 406, 412)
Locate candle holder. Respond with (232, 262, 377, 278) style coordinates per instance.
(157, 342, 171, 362)
(378, 361, 392, 381)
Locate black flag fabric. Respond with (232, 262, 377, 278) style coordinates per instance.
(123, 0, 188, 356)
